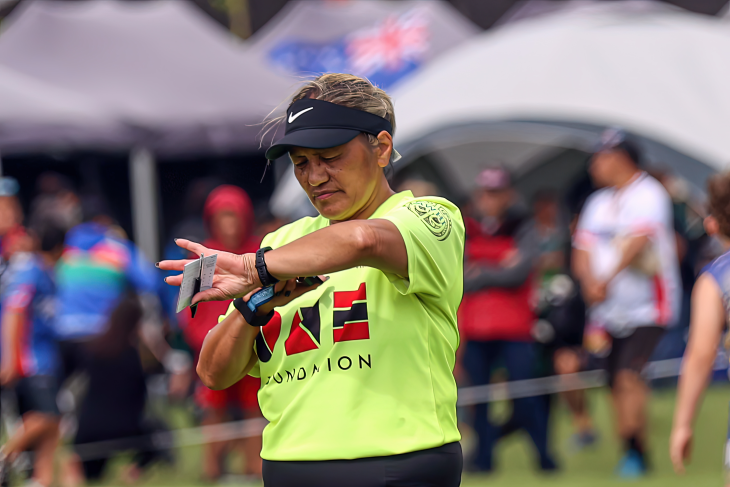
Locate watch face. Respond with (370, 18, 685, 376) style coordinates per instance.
(250, 286, 276, 308)
(297, 276, 324, 286)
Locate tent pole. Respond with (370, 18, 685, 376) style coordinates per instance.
(129, 147, 159, 262)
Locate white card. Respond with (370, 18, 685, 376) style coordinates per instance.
(176, 254, 218, 313)
(199, 254, 217, 292)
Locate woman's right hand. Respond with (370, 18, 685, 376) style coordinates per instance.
(158, 239, 261, 303)
(670, 425, 693, 474)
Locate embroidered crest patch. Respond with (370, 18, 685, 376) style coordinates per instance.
(406, 201, 452, 241)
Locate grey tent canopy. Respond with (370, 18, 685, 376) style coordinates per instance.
(0, 0, 298, 155)
(0, 63, 134, 152)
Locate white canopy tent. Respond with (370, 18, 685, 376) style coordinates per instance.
(272, 1, 729, 218)
(247, 0, 479, 91)
(388, 1, 730, 195)
(0, 0, 299, 259)
(259, 0, 479, 220)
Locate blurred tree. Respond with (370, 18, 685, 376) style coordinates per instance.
(225, 0, 252, 39)
(197, 0, 251, 39)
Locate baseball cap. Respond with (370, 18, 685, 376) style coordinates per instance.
(265, 99, 401, 162)
(593, 127, 642, 166)
(476, 166, 512, 191)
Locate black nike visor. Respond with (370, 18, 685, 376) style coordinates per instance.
(265, 99, 401, 162)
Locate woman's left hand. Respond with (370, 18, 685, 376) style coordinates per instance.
(158, 239, 260, 303)
(670, 425, 693, 474)
(249, 277, 327, 316)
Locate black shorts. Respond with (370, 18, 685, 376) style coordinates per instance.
(14, 375, 60, 416)
(262, 442, 463, 487)
(606, 326, 664, 387)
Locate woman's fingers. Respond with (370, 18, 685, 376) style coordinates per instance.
(670, 445, 683, 474)
(157, 259, 195, 271)
(672, 455, 685, 475)
(156, 240, 210, 271)
(244, 287, 263, 301)
(670, 431, 691, 474)
(175, 238, 208, 256)
(284, 279, 297, 294)
(164, 274, 184, 286)
(192, 287, 230, 305)
(288, 279, 325, 300)
(683, 438, 692, 466)
(273, 279, 292, 295)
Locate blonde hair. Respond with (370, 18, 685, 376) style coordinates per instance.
(261, 73, 396, 148)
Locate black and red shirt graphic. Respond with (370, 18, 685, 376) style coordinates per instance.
(254, 283, 370, 362)
(333, 283, 369, 342)
(285, 302, 321, 355)
(255, 312, 282, 363)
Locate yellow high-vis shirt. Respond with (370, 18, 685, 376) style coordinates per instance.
(220, 191, 465, 461)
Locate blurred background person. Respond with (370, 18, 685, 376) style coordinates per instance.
(396, 178, 440, 199)
(54, 196, 190, 483)
(533, 191, 569, 281)
(0, 177, 32, 265)
(28, 172, 82, 234)
(54, 196, 158, 378)
(66, 292, 173, 486)
(252, 203, 284, 243)
(572, 128, 680, 478)
(670, 171, 730, 476)
(0, 219, 66, 487)
(648, 167, 707, 362)
(532, 190, 597, 451)
(178, 185, 263, 482)
(459, 166, 557, 472)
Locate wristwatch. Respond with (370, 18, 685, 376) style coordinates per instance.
(233, 291, 275, 327)
(255, 247, 279, 287)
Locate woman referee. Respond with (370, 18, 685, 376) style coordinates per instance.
(159, 73, 465, 487)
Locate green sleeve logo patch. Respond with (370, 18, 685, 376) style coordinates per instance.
(406, 201, 453, 241)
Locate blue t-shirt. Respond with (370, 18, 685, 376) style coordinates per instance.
(703, 249, 730, 315)
(55, 222, 158, 340)
(1, 253, 59, 377)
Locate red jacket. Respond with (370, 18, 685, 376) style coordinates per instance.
(459, 215, 535, 342)
(180, 186, 260, 356)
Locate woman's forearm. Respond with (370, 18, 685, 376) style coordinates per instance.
(197, 312, 258, 390)
(674, 348, 715, 430)
(674, 274, 726, 431)
(264, 219, 407, 280)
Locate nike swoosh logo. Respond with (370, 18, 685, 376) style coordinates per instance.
(288, 107, 313, 123)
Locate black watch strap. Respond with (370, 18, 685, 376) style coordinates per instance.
(233, 297, 275, 327)
(255, 247, 279, 287)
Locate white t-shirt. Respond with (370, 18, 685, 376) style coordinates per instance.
(574, 172, 680, 335)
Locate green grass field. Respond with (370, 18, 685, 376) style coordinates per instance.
(103, 385, 730, 487)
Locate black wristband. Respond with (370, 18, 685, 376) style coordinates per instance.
(255, 247, 279, 287)
(233, 297, 275, 327)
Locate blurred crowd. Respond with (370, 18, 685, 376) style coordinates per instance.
(0, 127, 720, 485)
(0, 173, 282, 486)
(449, 128, 713, 477)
